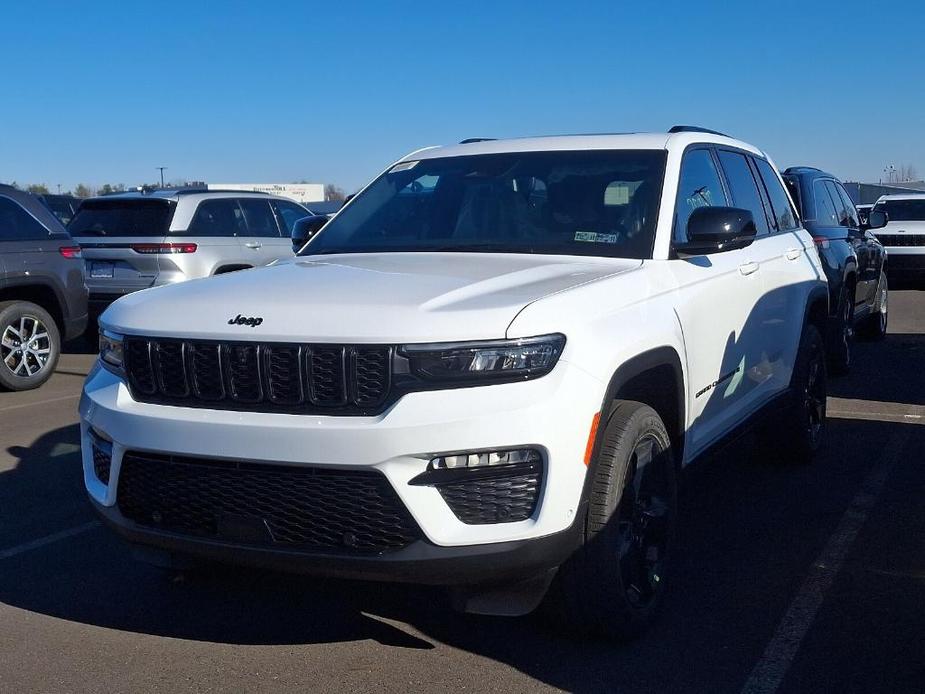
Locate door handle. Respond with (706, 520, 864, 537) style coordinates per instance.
(785, 247, 802, 261)
(738, 261, 759, 276)
(244, 242, 261, 249)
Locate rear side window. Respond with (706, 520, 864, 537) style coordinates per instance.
(0, 196, 49, 241)
(753, 159, 799, 231)
(271, 200, 310, 234)
(812, 180, 840, 225)
(187, 199, 247, 237)
(239, 198, 281, 237)
(69, 199, 172, 237)
(674, 148, 728, 242)
(873, 198, 925, 221)
(717, 151, 770, 236)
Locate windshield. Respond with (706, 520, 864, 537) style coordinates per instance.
(69, 199, 173, 237)
(300, 150, 667, 259)
(873, 198, 925, 222)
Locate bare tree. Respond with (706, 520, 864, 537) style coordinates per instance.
(899, 164, 919, 182)
(74, 183, 95, 198)
(324, 184, 346, 202)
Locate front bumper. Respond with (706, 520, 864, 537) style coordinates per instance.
(885, 251, 925, 279)
(91, 497, 582, 585)
(80, 359, 603, 582)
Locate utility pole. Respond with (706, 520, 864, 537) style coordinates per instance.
(157, 167, 167, 188)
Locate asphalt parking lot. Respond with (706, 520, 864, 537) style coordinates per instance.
(1, 292, 923, 694)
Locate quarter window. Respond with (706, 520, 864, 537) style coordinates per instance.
(717, 151, 770, 236)
(0, 196, 50, 241)
(674, 148, 728, 242)
(753, 158, 799, 231)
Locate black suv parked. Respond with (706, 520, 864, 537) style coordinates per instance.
(37, 193, 83, 226)
(0, 185, 88, 390)
(783, 168, 888, 373)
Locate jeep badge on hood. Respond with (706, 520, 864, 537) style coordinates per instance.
(228, 314, 263, 327)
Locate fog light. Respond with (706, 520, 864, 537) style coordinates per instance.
(430, 448, 540, 470)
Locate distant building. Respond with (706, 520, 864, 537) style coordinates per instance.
(843, 181, 925, 204)
(207, 183, 325, 204)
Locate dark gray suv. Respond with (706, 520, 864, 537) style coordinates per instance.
(0, 184, 88, 390)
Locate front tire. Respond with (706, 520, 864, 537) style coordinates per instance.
(0, 301, 60, 391)
(780, 324, 827, 463)
(859, 271, 888, 341)
(545, 401, 677, 639)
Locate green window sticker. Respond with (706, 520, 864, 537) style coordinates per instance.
(574, 231, 619, 244)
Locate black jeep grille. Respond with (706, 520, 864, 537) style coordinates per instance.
(124, 337, 392, 415)
(116, 452, 422, 553)
(874, 233, 925, 247)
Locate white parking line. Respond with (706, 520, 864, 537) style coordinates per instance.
(740, 428, 912, 694)
(0, 393, 79, 413)
(0, 521, 101, 561)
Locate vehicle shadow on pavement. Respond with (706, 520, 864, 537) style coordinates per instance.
(0, 336, 922, 691)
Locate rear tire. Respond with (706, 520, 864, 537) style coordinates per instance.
(779, 324, 826, 463)
(828, 286, 853, 376)
(545, 401, 677, 640)
(859, 271, 888, 341)
(0, 301, 61, 391)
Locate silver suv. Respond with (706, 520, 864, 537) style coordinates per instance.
(68, 189, 314, 309)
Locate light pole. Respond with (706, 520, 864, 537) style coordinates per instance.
(56, 184, 61, 194)
(157, 167, 167, 188)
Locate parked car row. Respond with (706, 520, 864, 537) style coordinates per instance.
(2, 127, 917, 639)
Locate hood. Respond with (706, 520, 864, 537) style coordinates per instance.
(878, 220, 925, 233)
(101, 252, 640, 343)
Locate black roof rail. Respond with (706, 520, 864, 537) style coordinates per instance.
(459, 137, 496, 144)
(668, 125, 730, 137)
(782, 166, 824, 174)
(174, 188, 271, 196)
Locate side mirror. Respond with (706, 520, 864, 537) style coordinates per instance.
(866, 210, 888, 230)
(291, 214, 329, 252)
(341, 194, 355, 208)
(676, 206, 758, 256)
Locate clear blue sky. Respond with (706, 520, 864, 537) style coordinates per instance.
(2, 0, 924, 193)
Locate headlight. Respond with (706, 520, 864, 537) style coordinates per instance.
(98, 330, 125, 374)
(400, 334, 565, 384)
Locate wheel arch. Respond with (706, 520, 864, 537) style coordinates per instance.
(803, 284, 829, 335)
(591, 347, 686, 471)
(0, 280, 66, 335)
(213, 264, 253, 275)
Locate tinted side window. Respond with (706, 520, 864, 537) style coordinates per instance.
(812, 180, 840, 226)
(754, 158, 799, 231)
(187, 199, 247, 237)
(674, 148, 728, 242)
(239, 199, 279, 237)
(0, 196, 50, 241)
(717, 151, 770, 236)
(833, 183, 860, 228)
(271, 200, 310, 234)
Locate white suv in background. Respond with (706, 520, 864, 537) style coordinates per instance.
(81, 128, 828, 639)
(69, 190, 315, 311)
(869, 193, 925, 283)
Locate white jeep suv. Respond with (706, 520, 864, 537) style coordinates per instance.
(81, 128, 829, 638)
(869, 193, 925, 282)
